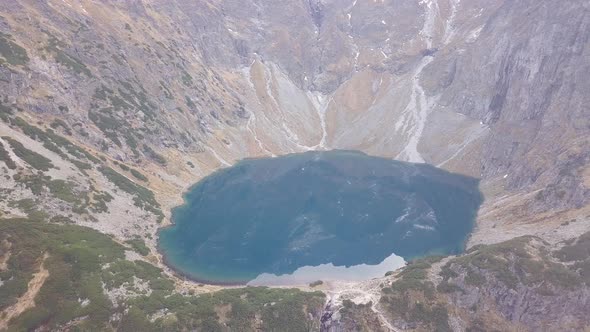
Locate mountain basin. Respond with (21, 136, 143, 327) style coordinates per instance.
(158, 150, 483, 285)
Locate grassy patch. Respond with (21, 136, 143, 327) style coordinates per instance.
(2, 137, 54, 171)
(45, 179, 78, 203)
(143, 145, 167, 165)
(44, 37, 92, 77)
(130, 168, 148, 182)
(555, 231, 590, 262)
(380, 255, 451, 331)
(442, 236, 584, 293)
(126, 238, 150, 256)
(0, 33, 29, 66)
(6, 116, 100, 166)
(98, 166, 164, 222)
(11, 173, 96, 216)
(0, 219, 124, 330)
(89, 82, 157, 151)
(90, 191, 113, 213)
(7, 198, 48, 221)
(49, 119, 72, 135)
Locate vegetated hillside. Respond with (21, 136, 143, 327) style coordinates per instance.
(0, 219, 325, 331)
(0, 0, 588, 330)
(1, 217, 588, 331)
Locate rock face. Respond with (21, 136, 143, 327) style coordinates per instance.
(332, 233, 590, 331)
(438, 236, 590, 331)
(0, 1, 587, 244)
(322, 232, 590, 331)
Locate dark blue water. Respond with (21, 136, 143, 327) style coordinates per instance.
(158, 151, 482, 285)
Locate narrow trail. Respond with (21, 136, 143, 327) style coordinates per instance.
(0, 253, 49, 330)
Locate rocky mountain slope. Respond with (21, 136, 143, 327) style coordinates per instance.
(0, 0, 589, 330)
(322, 231, 590, 331)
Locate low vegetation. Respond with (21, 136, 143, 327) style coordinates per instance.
(143, 145, 167, 165)
(125, 237, 150, 256)
(379, 235, 590, 330)
(0, 219, 325, 331)
(555, 231, 590, 285)
(11, 172, 113, 217)
(0, 219, 124, 330)
(4, 116, 100, 168)
(98, 166, 164, 222)
(49, 119, 72, 135)
(380, 256, 451, 332)
(2, 137, 54, 171)
(130, 168, 148, 182)
(88, 80, 160, 155)
(44, 36, 92, 77)
(0, 32, 29, 67)
(8, 198, 48, 222)
(442, 236, 581, 291)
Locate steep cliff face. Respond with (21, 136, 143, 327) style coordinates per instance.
(427, 0, 590, 209)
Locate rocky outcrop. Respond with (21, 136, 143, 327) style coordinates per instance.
(326, 233, 590, 331)
(437, 234, 590, 331)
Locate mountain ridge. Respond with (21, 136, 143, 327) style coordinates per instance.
(0, 0, 589, 330)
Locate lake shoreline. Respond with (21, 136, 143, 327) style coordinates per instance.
(156, 150, 483, 287)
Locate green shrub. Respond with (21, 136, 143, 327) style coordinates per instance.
(555, 231, 590, 262)
(143, 145, 167, 165)
(126, 238, 150, 256)
(54, 49, 92, 77)
(3, 137, 54, 171)
(309, 280, 323, 287)
(117, 162, 130, 171)
(130, 168, 148, 182)
(98, 166, 164, 222)
(0, 33, 29, 66)
(7, 117, 100, 164)
(90, 191, 113, 213)
(464, 269, 486, 286)
(49, 119, 72, 135)
(45, 179, 78, 203)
